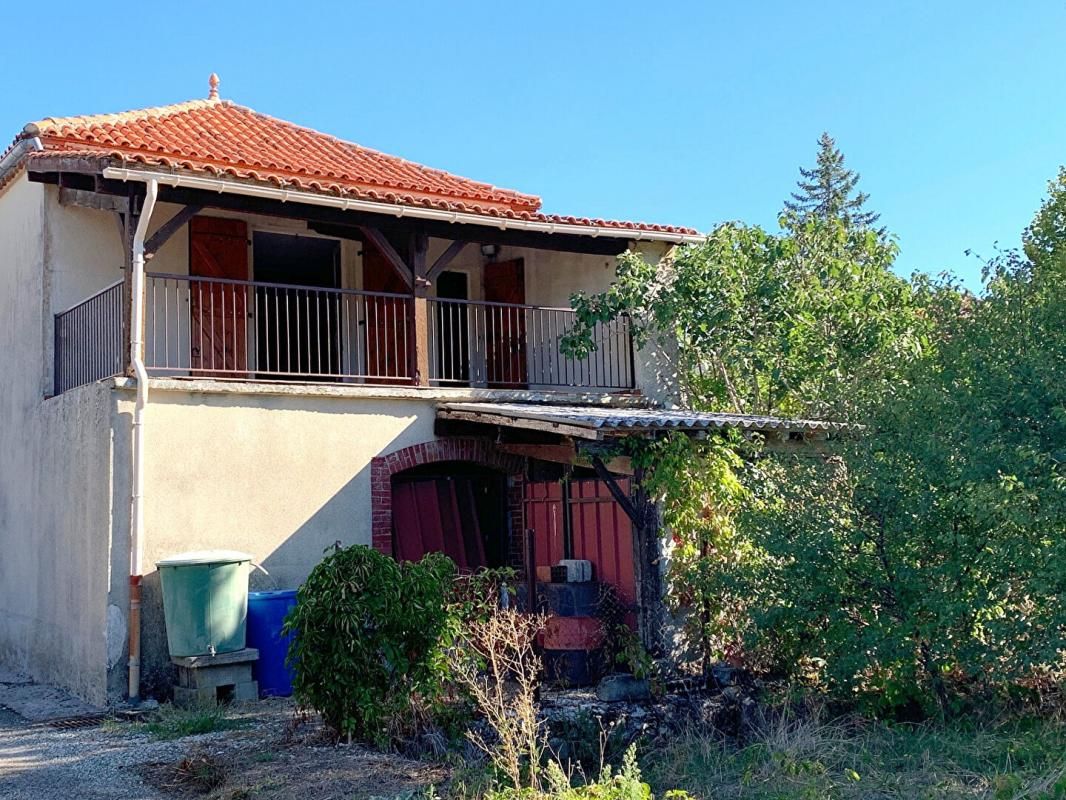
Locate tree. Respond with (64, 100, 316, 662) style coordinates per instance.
(562, 214, 947, 688)
(564, 216, 934, 422)
(784, 132, 881, 231)
(727, 171, 1066, 715)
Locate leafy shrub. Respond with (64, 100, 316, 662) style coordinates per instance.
(284, 545, 457, 743)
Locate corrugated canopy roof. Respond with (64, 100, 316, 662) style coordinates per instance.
(437, 402, 844, 440)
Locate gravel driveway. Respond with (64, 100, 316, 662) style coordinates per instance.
(0, 709, 179, 800)
(0, 669, 446, 800)
(0, 668, 208, 799)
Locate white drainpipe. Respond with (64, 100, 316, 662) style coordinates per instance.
(128, 179, 158, 703)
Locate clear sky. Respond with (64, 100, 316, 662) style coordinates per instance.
(2, 1, 1063, 288)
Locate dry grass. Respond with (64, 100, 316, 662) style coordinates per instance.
(448, 608, 547, 791)
(644, 704, 1066, 799)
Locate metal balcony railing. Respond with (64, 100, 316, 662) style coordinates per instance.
(51, 274, 637, 393)
(144, 273, 412, 381)
(53, 280, 124, 395)
(428, 298, 635, 390)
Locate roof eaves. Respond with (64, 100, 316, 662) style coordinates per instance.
(101, 164, 707, 244)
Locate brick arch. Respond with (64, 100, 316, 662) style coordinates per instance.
(371, 437, 525, 556)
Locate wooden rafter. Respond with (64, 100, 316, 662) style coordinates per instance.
(358, 225, 413, 288)
(426, 240, 469, 282)
(144, 205, 203, 257)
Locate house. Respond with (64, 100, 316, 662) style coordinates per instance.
(0, 76, 834, 705)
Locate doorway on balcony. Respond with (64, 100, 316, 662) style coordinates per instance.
(435, 270, 471, 385)
(252, 231, 341, 379)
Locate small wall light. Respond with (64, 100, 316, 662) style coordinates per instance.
(480, 243, 500, 261)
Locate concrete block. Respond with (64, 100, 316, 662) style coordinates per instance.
(173, 686, 220, 709)
(596, 673, 651, 702)
(171, 648, 259, 669)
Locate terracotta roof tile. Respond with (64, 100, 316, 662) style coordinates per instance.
(4, 93, 700, 237)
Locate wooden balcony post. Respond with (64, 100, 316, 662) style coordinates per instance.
(410, 233, 431, 386)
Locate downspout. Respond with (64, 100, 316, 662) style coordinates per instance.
(128, 179, 158, 703)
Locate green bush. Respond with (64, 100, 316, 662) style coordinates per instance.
(284, 545, 457, 743)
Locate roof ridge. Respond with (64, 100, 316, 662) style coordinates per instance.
(222, 100, 542, 208)
(34, 97, 221, 134)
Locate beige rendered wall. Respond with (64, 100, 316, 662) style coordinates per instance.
(0, 176, 117, 704)
(110, 384, 439, 693)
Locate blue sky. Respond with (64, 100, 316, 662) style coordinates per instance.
(2, 1, 1063, 288)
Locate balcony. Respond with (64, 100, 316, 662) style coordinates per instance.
(53, 274, 636, 395)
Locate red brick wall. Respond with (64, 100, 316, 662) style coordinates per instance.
(370, 438, 527, 560)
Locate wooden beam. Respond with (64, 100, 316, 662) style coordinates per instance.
(499, 442, 634, 475)
(589, 455, 640, 524)
(144, 205, 203, 257)
(409, 233, 431, 385)
(426, 240, 469, 282)
(437, 408, 602, 440)
(58, 187, 129, 213)
(588, 454, 665, 652)
(144, 186, 631, 256)
(357, 225, 413, 289)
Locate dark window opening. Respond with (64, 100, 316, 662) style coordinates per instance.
(252, 232, 341, 379)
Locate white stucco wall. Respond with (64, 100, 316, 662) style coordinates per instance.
(0, 176, 117, 703)
(106, 383, 439, 693)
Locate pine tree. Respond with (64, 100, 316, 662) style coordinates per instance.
(784, 132, 881, 230)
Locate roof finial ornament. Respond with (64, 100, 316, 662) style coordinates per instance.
(208, 73, 220, 100)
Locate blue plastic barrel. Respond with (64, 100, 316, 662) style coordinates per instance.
(246, 589, 298, 698)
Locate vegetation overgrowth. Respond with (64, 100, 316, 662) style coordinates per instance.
(291, 141, 1066, 800)
(563, 148, 1066, 717)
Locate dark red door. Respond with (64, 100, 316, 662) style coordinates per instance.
(483, 259, 527, 388)
(523, 477, 636, 625)
(189, 216, 248, 375)
(362, 241, 410, 381)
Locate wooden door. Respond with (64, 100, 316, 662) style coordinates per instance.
(524, 477, 636, 627)
(362, 240, 410, 381)
(483, 258, 527, 388)
(189, 216, 248, 375)
(391, 469, 506, 569)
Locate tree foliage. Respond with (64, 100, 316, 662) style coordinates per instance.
(784, 132, 881, 230)
(567, 144, 1066, 715)
(565, 216, 937, 422)
(651, 172, 1066, 714)
(735, 228, 1066, 713)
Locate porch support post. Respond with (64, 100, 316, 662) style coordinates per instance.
(121, 186, 141, 377)
(631, 464, 664, 655)
(590, 454, 663, 654)
(410, 233, 431, 386)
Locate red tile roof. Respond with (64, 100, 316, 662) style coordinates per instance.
(3, 90, 699, 238)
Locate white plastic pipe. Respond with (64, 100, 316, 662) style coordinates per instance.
(128, 179, 158, 703)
